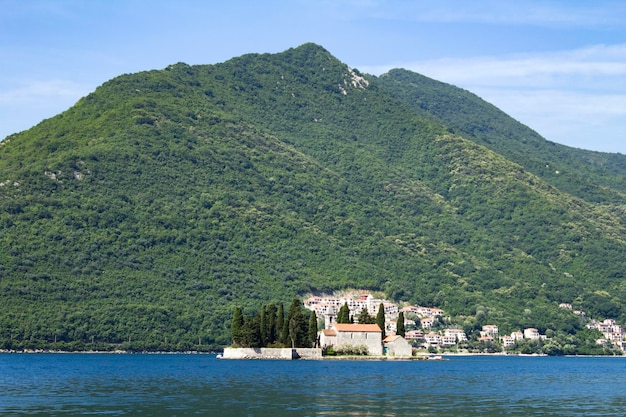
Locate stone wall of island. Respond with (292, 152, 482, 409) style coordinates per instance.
(223, 347, 322, 360)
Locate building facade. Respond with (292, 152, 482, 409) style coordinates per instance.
(319, 323, 383, 355)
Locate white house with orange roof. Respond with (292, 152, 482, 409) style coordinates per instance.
(444, 328, 467, 343)
(481, 325, 499, 338)
(424, 333, 441, 346)
(400, 305, 420, 315)
(501, 335, 516, 349)
(405, 329, 424, 340)
(420, 317, 435, 328)
(523, 328, 541, 340)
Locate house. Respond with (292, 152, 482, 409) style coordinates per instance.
(405, 329, 424, 340)
(523, 328, 541, 340)
(424, 333, 441, 346)
(441, 335, 457, 345)
(319, 328, 337, 347)
(510, 331, 524, 341)
(383, 302, 398, 316)
(404, 319, 416, 328)
(481, 325, 499, 337)
(444, 328, 467, 343)
(416, 307, 443, 317)
(420, 317, 435, 328)
(502, 335, 516, 349)
(319, 323, 383, 355)
(383, 335, 412, 357)
(400, 305, 421, 317)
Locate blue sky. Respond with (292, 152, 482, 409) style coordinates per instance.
(2, 0, 625, 153)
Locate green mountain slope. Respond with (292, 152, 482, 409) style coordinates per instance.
(378, 68, 626, 204)
(1, 43, 625, 350)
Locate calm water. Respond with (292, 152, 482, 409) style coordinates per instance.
(1, 354, 625, 416)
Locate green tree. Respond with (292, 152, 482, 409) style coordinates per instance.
(376, 303, 386, 339)
(308, 310, 318, 347)
(285, 299, 309, 348)
(397, 311, 406, 337)
(276, 303, 285, 345)
(231, 306, 244, 346)
(357, 307, 375, 324)
(260, 305, 268, 346)
(266, 303, 278, 345)
(241, 313, 261, 348)
(337, 302, 351, 324)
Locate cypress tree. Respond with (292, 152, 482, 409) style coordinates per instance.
(397, 311, 406, 337)
(376, 303, 386, 339)
(231, 306, 244, 346)
(281, 318, 290, 347)
(276, 303, 285, 345)
(308, 310, 318, 348)
(337, 302, 351, 324)
(260, 305, 268, 346)
(266, 303, 278, 345)
(285, 299, 308, 348)
(241, 313, 262, 348)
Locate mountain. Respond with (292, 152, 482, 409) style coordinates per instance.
(1, 43, 625, 351)
(377, 69, 626, 204)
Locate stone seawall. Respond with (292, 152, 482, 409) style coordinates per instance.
(222, 347, 322, 360)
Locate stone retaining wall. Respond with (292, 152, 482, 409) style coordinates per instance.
(222, 347, 322, 360)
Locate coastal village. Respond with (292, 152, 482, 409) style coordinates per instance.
(303, 293, 626, 355)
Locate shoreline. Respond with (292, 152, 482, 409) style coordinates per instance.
(2, 349, 623, 358)
(0, 349, 216, 355)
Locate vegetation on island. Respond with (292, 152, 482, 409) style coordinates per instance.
(0, 43, 626, 352)
(231, 299, 316, 348)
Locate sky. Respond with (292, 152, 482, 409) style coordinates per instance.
(1, 0, 625, 154)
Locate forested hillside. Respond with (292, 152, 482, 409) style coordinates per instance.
(1, 43, 625, 351)
(377, 69, 626, 204)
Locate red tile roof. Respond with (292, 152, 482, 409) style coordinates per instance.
(334, 324, 381, 332)
(382, 335, 402, 343)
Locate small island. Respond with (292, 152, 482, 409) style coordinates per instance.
(223, 291, 625, 359)
(224, 295, 415, 360)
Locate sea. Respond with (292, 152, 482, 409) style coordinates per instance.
(1, 353, 625, 416)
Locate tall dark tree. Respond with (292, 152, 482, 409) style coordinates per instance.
(231, 306, 244, 346)
(285, 299, 309, 348)
(357, 307, 375, 324)
(276, 303, 285, 345)
(260, 305, 268, 346)
(397, 311, 406, 337)
(241, 313, 262, 348)
(266, 303, 278, 345)
(337, 302, 351, 324)
(376, 303, 386, 339)
(308, 310, 318, 347)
